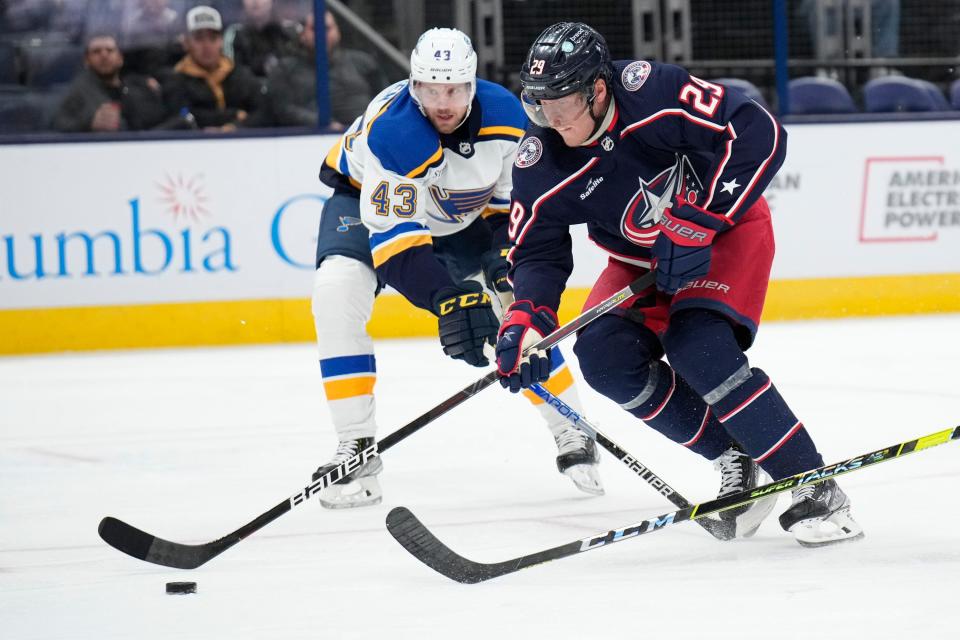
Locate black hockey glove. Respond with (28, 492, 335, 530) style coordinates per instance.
(651, 198, 732, 295)
(432, 281, 499, 367)
(480, 246, 512, 295)
(496, 300, 556, 393)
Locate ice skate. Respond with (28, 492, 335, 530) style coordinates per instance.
(779, 479, 864, 547)
(555, 427, 604, 496)
(312, 437, 383, 509)
(713, 445, 777, 538)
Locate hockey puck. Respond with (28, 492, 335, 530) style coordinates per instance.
(165, 581, 197, 595)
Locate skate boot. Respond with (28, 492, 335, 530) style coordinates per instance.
(555, 427, 604, 496)
(713, 445, 777, 538)
(311, 437, 383, 509)
(779, 479, 864, 547)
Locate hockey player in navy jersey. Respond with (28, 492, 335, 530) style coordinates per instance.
(310, 28, 601, 508)
(497, 22, 862, 546)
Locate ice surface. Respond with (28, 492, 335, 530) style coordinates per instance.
(2, 314, 959, 639)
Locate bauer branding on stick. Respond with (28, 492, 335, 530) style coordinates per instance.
(165, 581, 197, 595)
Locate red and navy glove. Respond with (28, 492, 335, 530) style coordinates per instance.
(496, 300, 556, 393)
(432, 281, 499, 367)
(651, 197, 733, 295)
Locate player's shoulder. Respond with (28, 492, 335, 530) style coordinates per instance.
(475, 79, 526, 143)
(510, 126, 568, 197)
(366, 84, 443, 179)
(611, 59, 689, 111)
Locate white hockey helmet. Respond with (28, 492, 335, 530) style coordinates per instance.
(409, 28, 478, 117)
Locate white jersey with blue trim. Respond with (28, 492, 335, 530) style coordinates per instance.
(322, 79, 526, 271)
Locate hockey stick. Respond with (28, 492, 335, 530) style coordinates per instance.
(98, 272, 657, 569)
(529, 383, 735, 541)
(386, 424, 960, 583)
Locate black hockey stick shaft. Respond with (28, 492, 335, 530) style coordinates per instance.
(529, 383, 735, 541)
(386, 425, 960, 583)
(98, 272, 656, 569)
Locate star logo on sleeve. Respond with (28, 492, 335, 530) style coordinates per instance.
(720, 178, 741, 195)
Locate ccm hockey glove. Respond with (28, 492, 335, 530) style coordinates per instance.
(480, 246, 514, 310)
(496, 300, 557, 393)
(432, 281, 499, 367)
(651, 197, 732, 295)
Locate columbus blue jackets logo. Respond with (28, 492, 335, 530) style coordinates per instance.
(622, 61, 652, 92)
(515, 137, 543, 168)
(621, 155, 704, 247)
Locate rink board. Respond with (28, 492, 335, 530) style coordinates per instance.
(2, 120, 959, 354)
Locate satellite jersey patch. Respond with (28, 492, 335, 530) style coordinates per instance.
(622, 61, 652, 92)
(515, 137, 543, 168)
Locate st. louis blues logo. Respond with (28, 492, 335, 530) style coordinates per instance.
(337, 216, 363, 232)
(621, 155, 704, 247)
(428, 184, 496, 223)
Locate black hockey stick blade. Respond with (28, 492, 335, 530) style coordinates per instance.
(99, 499, 291, 569)
(387, 425, 960, 583)
(99, 272, 657, 569)
(385, 506, 576, 583)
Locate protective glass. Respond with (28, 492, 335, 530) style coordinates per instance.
(521, 90, 590, 128)
(411, 81, 473, 110)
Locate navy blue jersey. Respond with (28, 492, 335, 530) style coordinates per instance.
(508, 60, 786, 311)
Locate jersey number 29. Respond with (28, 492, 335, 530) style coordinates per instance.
(678, 76, 724, 117)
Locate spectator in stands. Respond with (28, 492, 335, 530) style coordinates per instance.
(224, 0, 299, 77)
(52, 34, 181, 132)
(266, 10, 387, 129)
(322, 9, 387, 128)
(265, 12, 319, 127)
(164, 5, 270, 131)
(119, 0, 184, 77)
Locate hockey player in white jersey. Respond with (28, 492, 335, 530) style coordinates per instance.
(310, 28, 601, 508)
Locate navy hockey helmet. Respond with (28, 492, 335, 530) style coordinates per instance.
(519, 22, 614, 126)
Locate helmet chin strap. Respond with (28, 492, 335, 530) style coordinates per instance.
(581, 95, 615, 146)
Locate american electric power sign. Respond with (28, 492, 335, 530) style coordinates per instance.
(860, 156, 960, 243)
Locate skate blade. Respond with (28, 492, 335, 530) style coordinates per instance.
(791, 507, 865, 547)
(734, 472, 778, 538)
(563, 464, 605, 496)
(735, 492, 778, 538)
(319, 476, 383, 510)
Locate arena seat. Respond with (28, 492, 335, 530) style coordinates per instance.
(788, 76, 856, 114)
(22, 42, 82, 88)
(914, 78, 950, 111)
(711, 78, 769, 110)
(0, 92, 46, 133)
(951, 78, 960, 110)
(863, 76, 942, 113)
(0, 42, 18, 84)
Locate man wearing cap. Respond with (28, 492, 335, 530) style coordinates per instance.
(164, 5, 270, 131)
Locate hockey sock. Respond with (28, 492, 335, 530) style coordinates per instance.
(574, 315, 733, 460)
(313, 256, 379, 441)
(709, 367, 823, 480)
(663, 309, 824, 480)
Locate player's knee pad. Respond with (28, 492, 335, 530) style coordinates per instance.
(573, 315, 662, 405)
(662, 308, 749, 397)
(312, 255, 377, 355)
